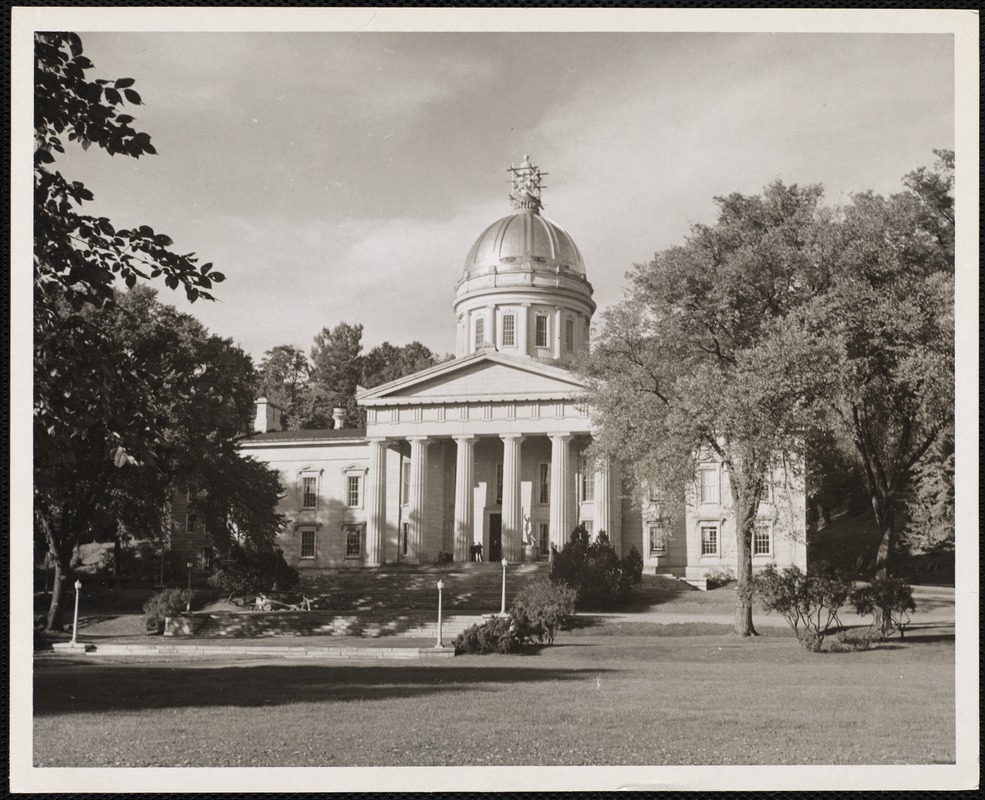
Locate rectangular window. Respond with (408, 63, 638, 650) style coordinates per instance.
(346, 475, 361, 508)
(186, 513, 198, 533)
(648, 524, 667, 556)
(344, 524, 362, 559)
(753, 523, 772, 556)
(700, 525, 719, 556)
(401, 522, 410, 556)
(495, 463, 503, 505)
(300, 529, 316, 559)
(580, 458, 595, 503)
(535, 314, 549, 348)
(302, 476, 317, 509)
(565, 318, 574, 351)
(201, 546, 214, 572)
(582, 520, 594, 537)
(762, 474, 773, 503)
(539, 523, 550, 556)
(502, 313, 515, 347)
(401, 460, 411, 505)
(538, 463, 550, 504)
(474, 316, 485, 349)
(698, 468, 719, 505)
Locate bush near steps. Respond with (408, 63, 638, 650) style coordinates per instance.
(454, 578, 577, 654)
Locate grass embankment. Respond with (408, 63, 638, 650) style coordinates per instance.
(34, 625, 954, 767)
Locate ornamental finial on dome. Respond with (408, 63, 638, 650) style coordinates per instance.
(509, 155, 547, 213)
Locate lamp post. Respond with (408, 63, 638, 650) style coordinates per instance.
(500, 558, 508, 616)
(186, 560, 194, 612)
(435, 580, 446, 650)
(70, 579, 81, 646)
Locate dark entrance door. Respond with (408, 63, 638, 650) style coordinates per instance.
(489, 513, 502, 562)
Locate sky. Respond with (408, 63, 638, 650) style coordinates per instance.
(48, 29, 955, 363)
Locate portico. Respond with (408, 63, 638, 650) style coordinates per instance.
(356, 352, 611, 564)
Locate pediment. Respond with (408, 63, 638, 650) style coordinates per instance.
(357, 353, 586, 406)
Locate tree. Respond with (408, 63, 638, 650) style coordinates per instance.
(34, 32, 223, 627)
(257, 345, 311, 429)
(361, 340, 438, 388)
(309, 322, 364, 428)
(583, 182, 835, 635)
(793, 151, 954, 577)
(35, 287, 275, 629)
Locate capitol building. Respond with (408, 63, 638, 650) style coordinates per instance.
(179, 158, 807, 585)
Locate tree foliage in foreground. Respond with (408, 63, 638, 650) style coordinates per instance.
(791, 150, 954, 576)
(584, 153, 953, 628)
(34, 32, 230, 628)
(583, 182, 834, 635)
(36, 288, 284, 629)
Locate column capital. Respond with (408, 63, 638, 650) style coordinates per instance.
(548, 432, 574, 443)
(366, 437, 391, 446)
(499, 433, 526, 443)
(452, 434, 479, 444)
(406, 435, 431, 446)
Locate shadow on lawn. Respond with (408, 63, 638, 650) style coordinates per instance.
(34, 664, 615, 716)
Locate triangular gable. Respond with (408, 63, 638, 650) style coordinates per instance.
(357, 352, 586, 405)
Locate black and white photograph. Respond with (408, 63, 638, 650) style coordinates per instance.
(11, 6, 978, 793)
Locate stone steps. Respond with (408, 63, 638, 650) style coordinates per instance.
(299, 562, 550, 611)
(167, 611, 489, 640)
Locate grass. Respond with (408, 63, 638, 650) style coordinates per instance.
(34, 624, 954, 767)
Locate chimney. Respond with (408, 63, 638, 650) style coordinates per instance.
(332, 407, 345, 430)
(254, 397, 283, 433)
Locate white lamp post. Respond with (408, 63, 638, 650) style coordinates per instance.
(500, 558, 508, 616)
(435, 580, 446, 650)
(70, 579, 81, 645)
(186, 560, 194, 612)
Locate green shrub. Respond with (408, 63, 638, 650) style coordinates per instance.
(622, 544, 644, 587)
(850, 576, 916, 638)
(828, 628, 879, 652)
(453, 616, 518, 655)
(142, 588, 193, 634)
(510, 578, 577, 645)
(208, 543, 299, 599)
(753, 563, 853, 650)
(551, 525, 641, 611)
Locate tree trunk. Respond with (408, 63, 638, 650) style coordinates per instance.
(46, 553, 71, 631)
(734, 504, 759, 637)
(113, 533, 122, 577)
(871, 495, 896, 579)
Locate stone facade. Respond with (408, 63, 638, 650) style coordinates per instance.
(180, 158, 807, 580)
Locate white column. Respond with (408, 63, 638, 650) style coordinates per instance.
(500, 434, 525, 562)
(453, 435, 478, 562)
(366, 438, 388, 564)
(553, 306, 563, 359)
(549, 433, 574, 550)
(408, 436, 430, 563)
(594, 455, 612, 543)
(519, 303, 530, 358)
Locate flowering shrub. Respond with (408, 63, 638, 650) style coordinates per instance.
(752, 564, 853, 650)
(453, 616, 518, 655)
(142, 588, 193, 634)
(851, 576, 916, 638)
(510, 578, 577, 645)
(551, 526, 643, 611)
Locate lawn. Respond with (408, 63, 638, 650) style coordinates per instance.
(34, 624, 954, 767)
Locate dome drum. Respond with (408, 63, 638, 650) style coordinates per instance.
(453, 157, 595, 363)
